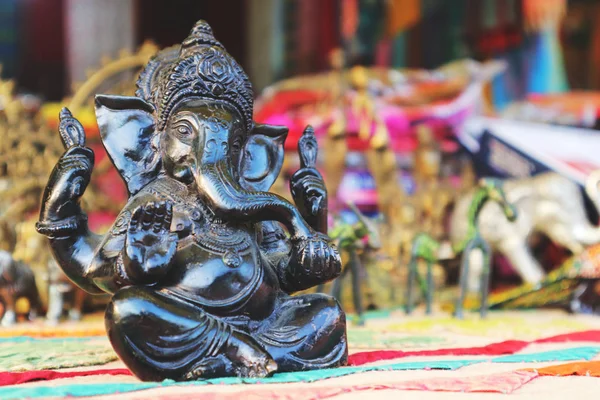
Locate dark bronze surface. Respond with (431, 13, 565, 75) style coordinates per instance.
(37, 20, 346, 381)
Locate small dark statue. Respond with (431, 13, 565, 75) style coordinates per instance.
(36, 21, 346, 381)
(0, 250, 42, 326)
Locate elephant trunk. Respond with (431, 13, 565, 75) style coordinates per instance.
(194, 159, 312, 239)
(561, 171, 600, 250)
(586, 171, 600, 226)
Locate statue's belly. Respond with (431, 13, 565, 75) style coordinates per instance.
(162, 224, 272, 312)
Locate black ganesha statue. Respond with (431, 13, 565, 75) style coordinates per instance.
(36, 20, 346, 381)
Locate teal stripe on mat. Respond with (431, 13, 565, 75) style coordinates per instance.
(0, 336, 106, 343)
(492, 346, 600, 363)
(2, 347, 598, 399)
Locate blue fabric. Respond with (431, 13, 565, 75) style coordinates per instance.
(525, 30, 569, 94)
(493, 347, 600, 363)
(2, 347, 598, 399)
(0, 336, 106, 343)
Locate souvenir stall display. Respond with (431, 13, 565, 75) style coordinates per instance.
(253, 57, 503, 313)
(407, 178, 517, 318)
(323, 202, 382, 325)
(0, 41, 159, 324)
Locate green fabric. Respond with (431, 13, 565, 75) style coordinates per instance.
(391, 32, 407, 68)
(0, 336, 106, 343)
(482, 0, 497, 29)
(446, 0, 467, 60)
(2, 347, 599, 398)
(0, 339, 117, 371)
(348, 329, 447, 349)
(0, 359, 479, 399)
(493, 347, 600, 363)
(0, 383, 160, 400)
(347, 308, 392, 321)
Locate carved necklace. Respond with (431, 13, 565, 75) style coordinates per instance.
(145, 178, 253, 260)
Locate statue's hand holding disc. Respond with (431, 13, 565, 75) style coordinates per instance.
(298, 125, 318, 170)
(58, 107, 86, 149)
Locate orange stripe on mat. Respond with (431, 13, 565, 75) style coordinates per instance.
(525, 361, 600, 377)
(0, 328, 105, 338)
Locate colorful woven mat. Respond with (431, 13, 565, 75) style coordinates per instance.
(0, 338, 117, 371)
(2, 346, 600, 399)
(0, 360, 477, 399)
(2, 310, 600, 399)
(384, 312, 599, 338)
(0, 318, 105, 338)
(2, 371, 541, 400)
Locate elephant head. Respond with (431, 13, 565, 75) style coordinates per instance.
(95, 21, 311, 238)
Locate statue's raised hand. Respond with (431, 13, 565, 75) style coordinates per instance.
(290, 126, 328, 233)
(37, 108, 94, 234)
(124, 201, 178, 283)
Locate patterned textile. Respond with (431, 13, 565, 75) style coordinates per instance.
(488, 243, 600, 310)
(4, 371, 538, 400)
(0, 369, 131, 386)
(0, 338, 117, 371)
(2, 310, 600, 399)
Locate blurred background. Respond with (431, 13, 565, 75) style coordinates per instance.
(0, 0, 597, 102)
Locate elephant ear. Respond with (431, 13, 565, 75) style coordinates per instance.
(95, 94, 161, 196)
(239, 123, 288, 192)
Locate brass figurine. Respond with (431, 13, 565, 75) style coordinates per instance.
(407, 178, 517, 317)
(450, 172, 600, 290)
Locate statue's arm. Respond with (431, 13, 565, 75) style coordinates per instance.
(289, 125, 328, 234)
(36, 143, 105, 294)
(36, 107, 176, 294)
(36, 108, 112, 294)
(289, 168, 328, 234)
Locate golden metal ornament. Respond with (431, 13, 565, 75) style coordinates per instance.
(66, 41, 159, 115)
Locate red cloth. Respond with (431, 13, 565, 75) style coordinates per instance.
(534, 330, 600, 344)
(0, 368, 131, 386)
(348, 330, 600, 366)
(3, 330, 599, 385)
(348, 340, 529, 366)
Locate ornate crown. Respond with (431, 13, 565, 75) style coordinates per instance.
(136, 20, 254, 132)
